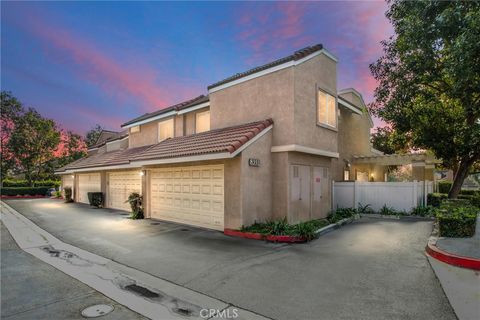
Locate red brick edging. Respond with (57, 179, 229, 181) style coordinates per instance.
(224, 228, 307, 243)
(426, 241, 480, 270)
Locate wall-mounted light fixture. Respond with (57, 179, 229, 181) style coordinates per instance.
(71, 175, 75, 178)
(139, 170, 145, 176)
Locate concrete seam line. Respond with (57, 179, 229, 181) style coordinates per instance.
(0, 201, 272, 320)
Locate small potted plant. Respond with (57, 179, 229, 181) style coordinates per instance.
(126, 192, 144, 219)
(64, 187, 74, 203)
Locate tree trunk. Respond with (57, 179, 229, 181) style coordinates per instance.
(448, 158, 473, 199)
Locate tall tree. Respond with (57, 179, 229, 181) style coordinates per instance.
(58, 130, 87, 167)
(8, 108, 61, 185)
(85, 124, 104, 147)
(371, 127, 410, 155)
(370, 0, 480, 198)
(1, 91, 24, 176)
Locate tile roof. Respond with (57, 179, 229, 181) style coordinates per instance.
(89, 130, 128, 149)
(56, 119, 273, 172)
(121, 95, 209, 127)
(208, 44, 323, 90)
(56, 145, 152, 172)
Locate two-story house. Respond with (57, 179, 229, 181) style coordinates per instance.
(56, 44, 394, 231)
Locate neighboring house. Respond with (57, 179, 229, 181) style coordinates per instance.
(56, 44, 436, 231)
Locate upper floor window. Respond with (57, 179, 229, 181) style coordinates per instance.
(317, 90, 337, 128)
(130, 125, 140, 133)
(158, 118, 174, 142)
(195, 110, 210, 133)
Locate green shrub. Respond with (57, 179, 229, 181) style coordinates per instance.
(1, 187, 50, 196)
(410, 205, 435, 217)
(327, 207, 357, 223)
(64, 187, 73, 203)
(427, 193, 448, 207)
(438, 181, 452, 194)
(435, 205, 478, 237)
(471, 193, 480, 208)
(126, 192, 144, 219)
(357, 203, 374, 214)
(241, 218, 329, 240)
(2, 179, 60, 188)
(379, 204, 397, 215)
(53, 190, 62, 198)
(460, 189, 479, 196)
(87, 192, 104, 208)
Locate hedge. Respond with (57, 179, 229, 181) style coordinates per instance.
(2, 179, 60, 188)
(436, 205, 478, 237)
(438, 181, 452, 194)
(1, 187, 50, 196)
(427, 193, 448, 207)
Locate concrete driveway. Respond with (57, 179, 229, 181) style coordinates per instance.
(4, 199, 456, 320)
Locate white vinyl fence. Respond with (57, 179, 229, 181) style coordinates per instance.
(332, 181, 434, 212)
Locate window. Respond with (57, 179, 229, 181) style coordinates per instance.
(317, 90, 337, 127)
(195, 110, 210, 133)
(130, 125, 140, 133)
(158, 118, 174, 142)
(344, 170, 350, 181)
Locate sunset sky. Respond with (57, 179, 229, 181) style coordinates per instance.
(1, 1, 392, 134)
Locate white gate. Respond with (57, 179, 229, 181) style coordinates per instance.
(332, 181, 433, 212)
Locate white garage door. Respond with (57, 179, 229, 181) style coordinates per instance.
(78, 173, 101, 204)
(150, 165, 224, 230)
(107, 171, 142, 211)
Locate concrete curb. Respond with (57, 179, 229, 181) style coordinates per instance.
(425, 236, 480, 271)
(361, 214, 434, 221)
(315, 215, 359, 237)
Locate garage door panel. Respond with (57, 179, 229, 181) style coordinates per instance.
(78, 173, 101, 204)
(150, 165, 224, 230)
(107, 171, 142, 211)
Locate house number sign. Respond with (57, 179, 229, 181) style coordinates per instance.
(248, 158, 260, 167)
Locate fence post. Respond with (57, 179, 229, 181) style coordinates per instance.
(353, 181, 358, 209)
(413, 180, 418, 208)
(332, 181, 335, 210)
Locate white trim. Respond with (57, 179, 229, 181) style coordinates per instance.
(122, 110, 177, 129)
(105, 136, 128, 146)
(177, 102, 210, 115)
(122, 102, 210, 129)
(133, 153, 232, 167)
(208, 49, 337, 94)
(56, 125, 273, 174)
(338, 97, 362, 115)
(58, 163, 140, 174)
(338, 88, 374, 127)
(87, 147, 99, 152)
(271, 144, 339, 158)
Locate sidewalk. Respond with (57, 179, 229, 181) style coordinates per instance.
(436, 215, 480, 260)
(426, 215, 480, 320)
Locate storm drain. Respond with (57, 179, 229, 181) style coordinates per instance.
(150, 222, 160, 225)
(180, 228, 190, 232)
(124, 284, 160, 298)
(81, 304, 114, 318)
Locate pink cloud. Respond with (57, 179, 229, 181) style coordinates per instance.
(14, 11, 192, 114)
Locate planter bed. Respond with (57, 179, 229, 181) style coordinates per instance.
(1, 195, 48, 199)
(224, 228, 307, 243)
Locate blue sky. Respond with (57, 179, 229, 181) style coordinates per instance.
(1, 1, 392, 134)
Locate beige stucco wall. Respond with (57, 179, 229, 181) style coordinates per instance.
(334, 90, 375, 181)
(210, 67, 295, 146)
(293, 54, 338, 153)
(128, 107, 210, 148)
(238, 130, 273, 227)
(129, 120, 159, 148)
(106, 138, 128, 152)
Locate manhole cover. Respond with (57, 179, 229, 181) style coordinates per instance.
(81, 304, 114, 318)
